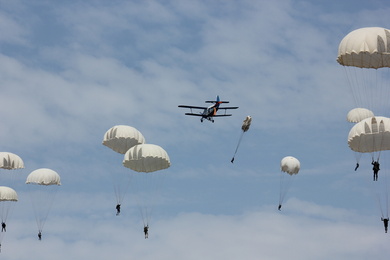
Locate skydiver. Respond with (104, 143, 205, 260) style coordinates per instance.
(38, 231, 42, 240)
(116, 204, 121, 216)
(231, 157, 234, 163)
(144, 225, 149, 239)
(1, 222, 6, 232)
(278, 204, 282, 211)
(381, 217, 389, 233)
(354, 163, 359, 171)
(372, 160, 380, 181)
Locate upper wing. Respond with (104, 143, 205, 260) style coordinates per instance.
(205, 101, 229, 103)
(178, 105, 207, 109)
(219, 106, 239, 110)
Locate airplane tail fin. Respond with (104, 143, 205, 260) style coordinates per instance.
(205, 95, 229, 103)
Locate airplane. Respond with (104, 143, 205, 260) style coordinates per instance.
(178, 95, 238, 122)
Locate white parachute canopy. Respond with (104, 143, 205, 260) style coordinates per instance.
(347, 108, 374, 123)
(348, 116, 390, 153)
(337, 27, 390, 68)
(0, 186, 18, 202)
(337, 27, 390, 116)
(123, 144, 170, 173)
(0, 152, 24, 170)
(103, 125, 146, 154)
(26, 168, 61, 235)
(280, 156, 300, 175)
(26, 168, 61, 185)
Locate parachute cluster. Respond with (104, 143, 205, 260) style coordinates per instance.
(102, 125, 170, 236)
(0, 152, 60, 249)
(3, 26, 390, 250)
(338, 27, 390, 230)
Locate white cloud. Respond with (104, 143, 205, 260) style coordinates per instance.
(2, 198, 389, 260)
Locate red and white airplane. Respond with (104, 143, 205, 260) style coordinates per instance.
(178, 95, 238, 123)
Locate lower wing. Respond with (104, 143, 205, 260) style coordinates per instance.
(185, 113, 203, 117)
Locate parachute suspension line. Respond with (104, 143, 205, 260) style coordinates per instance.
(354, 131, 365, 165)
(381, 67, 390, 116)
(0, 202, 14, 223)
(371, 153, 390, 219)
(137, 203, 148, 227)
(375, 184, 385, 218)
(343, 66, 362, 108)
(144, 172, 167, 226)
(385, 171, 389, 218)
(279, 172, 295, 207)
(29, 186, 59, 232)
(354, 152, 362, 165)
(383, 157, 389, 218)
(231, 131, 245, 162)
(110, 170, 132, 205)
(344, 65, 387, 114)
(375, 68, 390, 116)
(132, 171, 167, 227)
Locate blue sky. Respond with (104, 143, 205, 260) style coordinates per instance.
(1, 0, 390, 259)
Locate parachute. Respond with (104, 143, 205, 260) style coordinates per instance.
(337, 27, 390, 116)
(347, 116, 390, 219)
(26, 168, 61, 238)
(0, 186, 18, 247)
(0, 152, 24, 185)
(123, 144, 170, 172)
(278, 156, 300, 210)
(123, 144, 170, 228)
(338, 27, 390, 226)
(0, 152, 24, 170)
(103, 125, 145, 154)
(241, 116, 252, 132)
(348, 116, 390, 154)
(102, 125, 146, 215)
(347, 108, 374, 123)
(231, 116, 252, 163)
(346, 108, 375, 168)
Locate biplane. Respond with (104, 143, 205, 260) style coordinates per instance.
(178, 96, 238, 122)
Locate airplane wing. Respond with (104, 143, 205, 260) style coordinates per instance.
(219, 106, 239, 110)
(205, 101, 229, 103)
(213, 114, 233, 117)
(178, 105, 207, 109)
(184, 113, 203, 117)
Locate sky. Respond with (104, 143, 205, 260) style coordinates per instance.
(1, 0, 390, 259)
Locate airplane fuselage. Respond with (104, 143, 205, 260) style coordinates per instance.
(202, 105, 219, 121)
